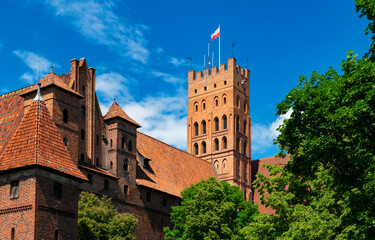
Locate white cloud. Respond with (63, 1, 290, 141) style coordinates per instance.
(123, 95, 188, 149)
(252, 109, 292, 154)
(96, 72, 133, 104)
(151, 71, 184, 84)
(169, 57, 185, 66)
(41, 0, 149, 63)
(13, 50, 57, 84)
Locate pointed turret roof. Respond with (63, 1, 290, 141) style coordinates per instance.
(104, 100, 141, 127)
(0, 87, 87, 181)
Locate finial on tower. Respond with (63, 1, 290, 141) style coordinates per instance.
(50, 65, 54, 73)
(33, 83, 43, 101)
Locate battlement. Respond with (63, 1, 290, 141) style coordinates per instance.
(188, 57, 249, 82)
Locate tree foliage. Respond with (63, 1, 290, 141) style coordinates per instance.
(163, 177, 258, 240)
(78, 192, 138, 240)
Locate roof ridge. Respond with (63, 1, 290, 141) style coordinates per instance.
(137, 131, 210, 164)
(0, 85, 35, 99)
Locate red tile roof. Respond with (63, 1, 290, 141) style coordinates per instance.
(79, 161, 118, 179)
(136, 132, 218, 197)
(0, 98, 87, 181)
(104, 100, 141, 127)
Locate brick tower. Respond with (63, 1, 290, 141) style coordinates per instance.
(187, 57, 252, 200)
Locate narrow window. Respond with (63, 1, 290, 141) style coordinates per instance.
(81, 106, 86, 119)
(128, 140, 133, 152)
(204, 86, 207, 91)
(144, 159, 151, 170)
(10, 181, 19, 199)
(223, 137, 227, 149)
(215, 99, 218, 106)
(195, 104, 198, 112)
(81, 129, 85, 140)
(237, 96, 240, 108)
(202, 141, 207, 154)
(63, 109, 68, 123)
(236, 138, 240, 151)
(214, 117, 219, 131)
(11, 228, 15, 240)
(55, 229, 59, 240)
(194, 143, 199, 155)
(223, 115, 227, 129)
(82, 85, 85, 93)
(214, 160, 219, 170)
(194, 122, 199, 136)
(223, 97, 227, 105)
(224, 80, 227, 85)
(202, 102, 206, 110)
(202, 120, 206, 134)
(96, 135, 99, 146)
(104, 179, 109, 190)
(96, 158, 99, 166)
(110, 161, 113, 169)
(214, 138, 219, 151)
(53, 182, 62, 201)
(236, 116, 239, 132)
(194, 89, 197, 93)
(214, 83, 217, 88)
(88, 174, 93, 184)
(124, 158, 129, 172)
(146, 192, 151, 202)
(63, 137, 68, 146)
(110, 139, 113, 148)
(243, 120, 247, 134)
(244, 102, 247, 112)
(243, 141, 247, 155)
(162, 197, 167, 207)
(80, 153, 84, 162)
(122, 137, 125, 149)
(124, 185, 128, 195)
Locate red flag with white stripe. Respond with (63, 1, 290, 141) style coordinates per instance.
(211, 26, 220, 41)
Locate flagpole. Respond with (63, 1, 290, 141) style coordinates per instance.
(219, 25, 221, 68)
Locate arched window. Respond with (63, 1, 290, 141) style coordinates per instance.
(214, 160, 219, 170)
(244, 101, 248, 112)
(110, 161, 113, 169)
(110, 139, 113, 148)
(81, 129, 85, 140)
(214, 96, 219, 107)
(243, 141, 247, 155)
(201, 141, 207, 154)
(194, 143, 199, 155)
(236, 115, 239, 132)
(236, 138, 240, 151)
(222, 136, 227, 149)
(202, 120, 206, 134)
(124, 158, 129, 172)
(202, 100, 206, 111)
(243, 120, 247, 134)
(214, 138, 219, 151)
(194, 122, 199, 136)
(237, 95, 240, 108)
(222, 159, 227, 170)
(81, 106, 86, 119)
(194, 102, 199, 112)
(80, 153, 84, 162)
(128, 140, 133, 152)
(63, 109, 68, 123)
(214, 117, 219, 131)
(223, 95, 227, 105)
(122, 137, 125, 149)
(63, 137, 68, 146)
(222, 115, 227, 129)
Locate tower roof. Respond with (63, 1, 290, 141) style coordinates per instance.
(104, 100, 141, 127)
(0, 94, 87, 181)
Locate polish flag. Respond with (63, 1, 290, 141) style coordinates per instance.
(211, 26, 220, 41)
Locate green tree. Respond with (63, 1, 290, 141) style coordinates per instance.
(78, 192, 138, 240)
(163, 177, 258, 240)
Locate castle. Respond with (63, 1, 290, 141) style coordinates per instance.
(0, 57, 287, 239)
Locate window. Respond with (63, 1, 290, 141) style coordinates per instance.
(128, 140, 133, 152)
(243, 120, 247, 134)
(222, 115, 227, 129)
(124, 158, 129, 172)
(110, 161, 113, 169)
(96, 135, 99, 146)
(202, 120, 206, 134)
(110, 139, 113, 148)
(124, 185, 128, 195)
(81, 106, 86, 119)
(201, 141, 207, 154)
(214, 138, 219, 151)
(194, 143, 199, 155)
(88, 174, 93, 184)
(194, 122, 199, 136)
(224, 80, 227, 85)
(144, 159, 151, 171)
(63, 137, 68, 146)
(244, 101, 247, 112)
(204, 86, 207, 91)
(122, 137, 125, 149)
(82, 85, 85, 93)
(214, 160, 219, 170)
(236, 138, 240, 151)
(223, 97, 227, 105)
(236, 116, 239, 132)
(10, 181, 19, 199)
(195, 103, 198, 112)
(215, 99, 218, 106)
(81, 129, 85, 140)
(63, 109, 68, 123)
(223, 137, 227, 149)
(96, 158, 99, 166)
(194, 89, 197, 93)
(53, 182, 62, 201)
(162, 197, 167, 207)
(80, 153, 84, 162)
(237, 96, 240, 108)
(214, 117, 219, 131)
(243, 141, 247, 155)
(202, 102, 206, 110)
(214, 83, 217, 88)
(146, 192, 151, 202)
(104, 179, 109, 190)
(11, 228, 15, 240)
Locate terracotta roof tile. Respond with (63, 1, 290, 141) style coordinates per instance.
(0, 98, 87, 181)
(104, 100, 141, 127)
(78, 161, 118, 179)
(136, 132, 218, 197)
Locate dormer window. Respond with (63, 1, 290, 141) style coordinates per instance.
(143, 159, 151, 171)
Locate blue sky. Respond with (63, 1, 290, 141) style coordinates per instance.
(0, 0, 371, 159)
